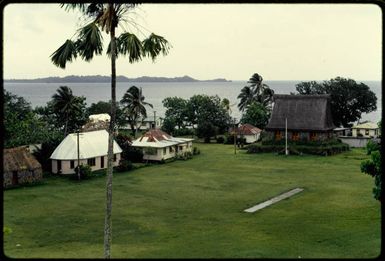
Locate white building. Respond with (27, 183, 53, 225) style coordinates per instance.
(230, 123, 262, 143)
(131, 129, 193, 161)
(50, 130, 122, 174)
(351, 122, 380, 138)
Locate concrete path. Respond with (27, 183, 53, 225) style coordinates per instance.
(244, 188, 304, 213)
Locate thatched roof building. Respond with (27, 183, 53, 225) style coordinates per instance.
(265, 94, 335, 132)
(3, 146, 43, 188)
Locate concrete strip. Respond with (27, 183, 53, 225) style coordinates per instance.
(244, 188, 304, 213)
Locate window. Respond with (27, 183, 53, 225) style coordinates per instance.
(275, 131, 282, 140)
(310, 132, 317, 141)
(57, 160, 62, 172)
(292, 132, 299, 141)
(87, 158, 96, 166)
(365, 129, 369, 136)
(101, 156, 105, 168)
(70, 160, 75, 169)
(169, 147, 174, 153)
(163, 148, 167, 155)
(113, 154, 117, 162)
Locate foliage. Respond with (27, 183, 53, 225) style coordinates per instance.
(240, 101, 270, 129)
(161, 117, 177, 135)
(173, 128, 195, 137)
(162, 97, 188, 129)
(115, 133, 143, 163)
(72, 165, 93, 180)
(196, 122, 217, 143)
(192, 147, 201, 155)
(3, 226, 12, 236)
(121, 86, 153, 136)
(51, 86, 88, 135)
(237, 73, 274, 112)
(247, 143, 350, 155)
(32, 135, 64, 172)
(4, 90, 54, 148)
(295, 77, 377, 127)
(216, 136, 225, 144)
(361, 150, 382, 201)
(116, 159, 133, 172)
(366, 140, 380, 155)
(176, 151, 193, 160)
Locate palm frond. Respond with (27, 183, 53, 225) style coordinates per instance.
(116, 33, 143, 63)
(60, 3, 87, 13)
(76, 22, 103, 61)
(50, 40, 78, 69)
(142, 33, 171, 61)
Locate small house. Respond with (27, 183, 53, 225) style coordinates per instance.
(3, 146, 43, 188)
(131, 129, 193, 161)
(230, 123, 262, 143)
(82, 113, 110, 132)
(50, 129, 122, 174)
(351, 122, 380, 138)
(265, 94, 335, 141)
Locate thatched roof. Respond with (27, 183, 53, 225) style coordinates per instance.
(265, 94, 335, 131)
(3, 147, 42, 172)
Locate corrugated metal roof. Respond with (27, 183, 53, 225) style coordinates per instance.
(352, 122, 378, 129)
(50, 130, 122, 160)
(132, 129, 193, 148)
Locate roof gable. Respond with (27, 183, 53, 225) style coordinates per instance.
(132, 129, 193, 148)
(265, 94, 335, 131)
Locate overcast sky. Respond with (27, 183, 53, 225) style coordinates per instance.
(3, 3, 382, 81)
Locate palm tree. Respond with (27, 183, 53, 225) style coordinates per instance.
(52, 86, 82, 136)
(121, 86, 153, 137)
(50, 3, 170, 258)
(237, 73, 274, 111)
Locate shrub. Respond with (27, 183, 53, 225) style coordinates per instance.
(216, 136, 225, 143)
(361, 150, 382, 201)
(366, 139, 380, 155)
(193, 147, 200, 155)
(72, 165, 92, 180)
(116, 159, 133, 172)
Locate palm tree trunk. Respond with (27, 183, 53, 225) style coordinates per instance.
(104, 3, 116, 259)
(64, 113, 69, 137)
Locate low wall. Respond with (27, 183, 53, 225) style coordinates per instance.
(338, 136, 371, 148)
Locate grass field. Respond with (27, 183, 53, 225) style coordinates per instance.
(3, 143, 381, 258)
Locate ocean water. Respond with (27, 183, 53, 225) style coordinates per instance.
(3, 80, 382, 123)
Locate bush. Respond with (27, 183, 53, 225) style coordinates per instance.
(116, 159, 133, 172)
(72, 165, 92, 180)
(193, 147, 200, 155)
(173, 128, 195, 137)
(216, 136, 225, 143)
(366, 139, 380, 155)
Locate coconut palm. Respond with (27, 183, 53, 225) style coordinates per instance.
(52, 86, 83, 136)
(50, 3, 170, 258)
(237, 73, 274, 111)
(121, 86, 153, 137)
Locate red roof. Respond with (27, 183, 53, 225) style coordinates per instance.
(230, 124, 261, 135)
(139, 129, 172, 142)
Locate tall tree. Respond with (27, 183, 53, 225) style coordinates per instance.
(52, 86, 86, 136)
(50, 3, 170, 258)
(237, 73, 274, 111)
(295, 77, 377, 127)
(240, 101, 270, 129)
(162, 97, 188, 129)
(121, 86, 153, 137)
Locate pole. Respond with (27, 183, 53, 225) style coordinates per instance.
(77, 130, 80, 180)
(285, 117, 288, 155)
(154, 111, 156, 129)
(234, 118, 237, 155)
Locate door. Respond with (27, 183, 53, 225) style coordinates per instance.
(12, 171, 19, 185)
(57, 160, 62, 173)
(101, 156, 105, 168)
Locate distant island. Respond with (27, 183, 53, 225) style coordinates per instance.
(4, 75, 231, 83)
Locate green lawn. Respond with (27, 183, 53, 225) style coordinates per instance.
(3, 144, 381, 258)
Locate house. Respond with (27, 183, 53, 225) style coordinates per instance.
(3, 146, 43, 188)
(131, 129, 194, 161)
(351, 122, 380, 138)
(265, 94, 335, 141)
(50, 129, 122, 174)
(122, 116, 164, 131)
(333, 127, 351, 137)
(82, 113, 110, 132)
(229, 123, 262, 143)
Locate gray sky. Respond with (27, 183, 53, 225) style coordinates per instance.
(3, 3, 382, 81)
